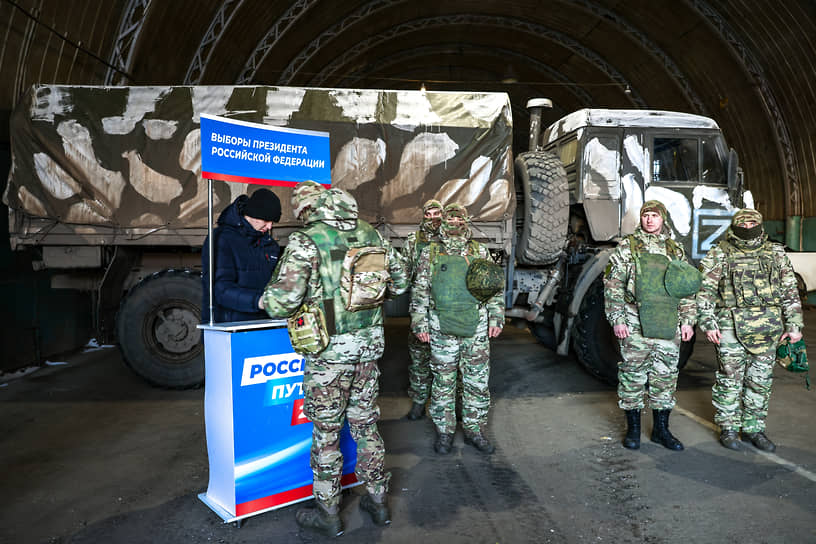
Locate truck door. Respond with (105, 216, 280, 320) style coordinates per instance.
(580, 129, 621, 241)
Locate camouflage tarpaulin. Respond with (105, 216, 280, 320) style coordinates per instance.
(4, 85, 514, 231)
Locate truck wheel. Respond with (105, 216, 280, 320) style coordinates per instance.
(528, 322, 557, 350)
(514, 151, 569, 266)
(572, 275, 619, 385)
(116, 269, 204, 389)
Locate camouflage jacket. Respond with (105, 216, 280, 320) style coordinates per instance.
(410, 234, 504, 335)
(603, 227, 696, 327)
(696, 231, 803, 334)
(401, 229, 439, 282)
(261, 203, 409, 348)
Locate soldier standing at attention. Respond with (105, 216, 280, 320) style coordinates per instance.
(604, 200, 697, 451)
(411, 203, 504, 455)
(697, 208, 804, 452)
(260, 183, 408, 537)
(403, 199, 443, 420)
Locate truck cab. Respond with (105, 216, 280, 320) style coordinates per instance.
(541, 108, 745, 260)
(511, 104, 747, 383)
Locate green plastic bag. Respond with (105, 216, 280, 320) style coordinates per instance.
(776, 338, 810, 389)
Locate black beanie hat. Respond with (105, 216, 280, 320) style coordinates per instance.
(243, 188, 281, 222)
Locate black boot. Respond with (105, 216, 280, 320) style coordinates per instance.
(742, 431, 776, 452)
(464, 431, 495, 454)
(406, 401, 425, 420)
(434, 432, 453, 454)
(650, 409, 684, 451)
(296, 500, 344, 537)
(719, 429, 741, 450)
(623, 409, 641, 450)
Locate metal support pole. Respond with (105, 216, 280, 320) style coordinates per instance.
(208, 178, 215, 325)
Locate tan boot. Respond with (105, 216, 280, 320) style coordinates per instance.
(360, 493, 391, 525)
(295, 500, 343, 537)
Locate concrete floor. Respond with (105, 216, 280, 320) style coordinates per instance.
(1, 312, 815, 544)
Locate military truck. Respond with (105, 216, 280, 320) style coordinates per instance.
(4, 85, 745, 388)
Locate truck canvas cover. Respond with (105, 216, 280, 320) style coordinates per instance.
(4, 85, 514, 245)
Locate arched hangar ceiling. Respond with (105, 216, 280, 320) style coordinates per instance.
(2, 0, 815, 220)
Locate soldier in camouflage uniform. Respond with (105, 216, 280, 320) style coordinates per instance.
(410, 203, 504, 455)
(261, 182, 408, 537)
(402, 199, 443, 420)
(604, 200, 696, 451)
(697, 208, 804, 452)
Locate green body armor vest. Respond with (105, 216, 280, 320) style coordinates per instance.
(719, 240, 784, 354)
(629, 235, 682, 340)
(303, 220, 383, 335)
(429, 242, 481, 337)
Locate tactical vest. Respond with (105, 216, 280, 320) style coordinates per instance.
(719, 240, 783, 308)
(628, 235, 682, 340)
(429, 241, 481, 337)
(302, 219, 383, 335)
(719, 239, 784, 354)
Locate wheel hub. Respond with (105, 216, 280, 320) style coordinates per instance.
(154, 307, 201, 354)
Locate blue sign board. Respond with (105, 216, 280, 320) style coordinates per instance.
(200, 113, 330, 187)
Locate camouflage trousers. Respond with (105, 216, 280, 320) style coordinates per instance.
(617, 322, 680, 411)
(428, 313, 491, 435)
(712, 328, 775, 433)
(407, 331, 433, 403)
(302, 328, 390, 509)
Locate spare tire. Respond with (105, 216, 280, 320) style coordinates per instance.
(514, 151, 569, 265)
(116, 269, 204, 389)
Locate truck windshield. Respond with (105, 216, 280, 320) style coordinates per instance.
(653, 137, 698, 182)
(652, 135, 726, 185)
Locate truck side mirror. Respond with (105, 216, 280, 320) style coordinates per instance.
(727, 148, 742, 206)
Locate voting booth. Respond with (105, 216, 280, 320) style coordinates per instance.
(197, 319, 359, 522)
(196, 115, 356, 523)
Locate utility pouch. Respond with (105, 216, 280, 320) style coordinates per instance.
(287, 304, 329, 355)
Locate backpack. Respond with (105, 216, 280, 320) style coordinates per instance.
(340, 246, 389, 311)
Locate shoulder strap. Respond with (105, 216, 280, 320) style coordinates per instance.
(468, 239, 480, 256)
(429, 241, 441, 264)
(666, 238, 683, 260)
(626, 234, 640, 258)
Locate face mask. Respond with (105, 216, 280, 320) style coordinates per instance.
(442, 219, 468, 237)
(422, 211, 442, 232)
(732, 224, 763, 240)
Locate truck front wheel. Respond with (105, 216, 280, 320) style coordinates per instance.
(116, 269, 204, 389)
(572, 276, 620, 385)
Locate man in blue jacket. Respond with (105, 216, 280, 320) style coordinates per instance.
(202, 188, 281, 323)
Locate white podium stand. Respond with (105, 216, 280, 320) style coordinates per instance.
(197, 319, 358, 523)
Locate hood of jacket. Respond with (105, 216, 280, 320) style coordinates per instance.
(305, 188, 358, 231)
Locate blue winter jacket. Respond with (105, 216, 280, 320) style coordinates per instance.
(201, 195, 280, 323)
